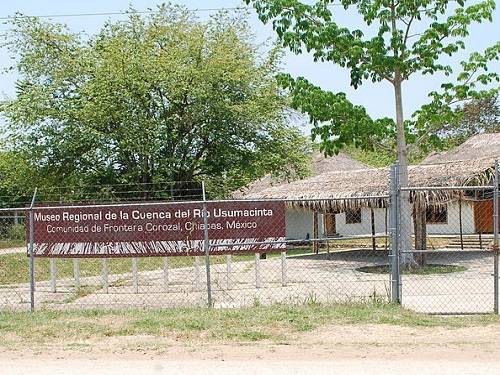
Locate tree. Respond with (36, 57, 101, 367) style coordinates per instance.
(432, 94, 499, 149)
(1, 5, 311, 198)
(0, 151, 38, 206)
(246, 0, 499, 267)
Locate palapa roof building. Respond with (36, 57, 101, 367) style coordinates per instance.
(422, 133, 500, 164)
(243, 133, 500, 211)
(234, 152, 369, 198)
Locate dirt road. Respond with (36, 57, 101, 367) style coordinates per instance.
(2, 358, 499, 375)
(2, 323, 499, 374)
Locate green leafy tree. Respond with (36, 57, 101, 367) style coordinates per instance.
(0, 151, 38, 206)
(246, 0, 499, 266)
(425, 94, 499, 150)
(1, 5, 311, 198)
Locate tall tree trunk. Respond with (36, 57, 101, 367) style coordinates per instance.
(413, 195, 427, 266)
(394, 73, 416, 268)
(390, 0, 416, 268)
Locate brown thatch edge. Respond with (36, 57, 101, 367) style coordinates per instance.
(245, 157, 498, 211)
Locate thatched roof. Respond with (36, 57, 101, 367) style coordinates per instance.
(246, 157, 496, 211)
(309, 152, 369, 174)
(423, 133, 500, 164)
(234, 152, 369, 197)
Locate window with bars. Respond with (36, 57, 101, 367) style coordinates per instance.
(345, 208, 362, 224)
(426, 205, 448, 224)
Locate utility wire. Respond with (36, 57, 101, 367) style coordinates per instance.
(0, 4, 343, 21)
(0, 8, 248, 21)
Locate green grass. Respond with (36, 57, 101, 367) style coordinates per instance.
(0, 239, 24, 249)
(325, 238, 388, 249)
(0, 303, 499, 348)
(323, 237, 451, 250)
(0, 254, 237, 285)
(0, 248, 315, 285)
(0, 255, 184, 285)
(357, 264, 467, 275)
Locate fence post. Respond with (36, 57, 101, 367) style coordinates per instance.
(202, 181, 213, 307)
(194, 256, 201, 289)
(73, 259, 80, 290)
(28, 188, 37, 312)
(132, 257, 138, 294)
(102, 258, 108, 294)
(494, 160, 499, 314)
(389, 164, 401, 304)
(255, 253, 261, 288)
(281, 251, 287, 286)
(50, 259, 57, 293)
(163, 257, 169, 289)
(226, 254, 232, 290)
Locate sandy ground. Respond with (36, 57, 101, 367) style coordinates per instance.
(1, 323, 500, 374)
(0, 246, 25, 255)
(3, 358, 500, 375)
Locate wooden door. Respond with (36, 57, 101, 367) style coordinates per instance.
(474, 200, 493, 233)
(324, 213, 336, 236)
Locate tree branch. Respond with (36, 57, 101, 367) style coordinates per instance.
(277, 5, 394, 84)
(403, 15, 415, 46)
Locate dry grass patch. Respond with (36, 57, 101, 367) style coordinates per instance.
(1, 303, 500, 350)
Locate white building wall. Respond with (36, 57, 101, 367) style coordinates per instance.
(335, 208, 387, 237)
(333, 201, 476, 237)
(285, 208, 323, 240)
(426, 201, 475, 235)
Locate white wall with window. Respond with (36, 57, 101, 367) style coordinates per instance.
(333, 201, 475, 237)
(426, 201, 475, 235)
(335, 207, 387, 237)
(281, 200, 475, 242)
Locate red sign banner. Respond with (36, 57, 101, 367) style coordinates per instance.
(28, 201, 286, 257)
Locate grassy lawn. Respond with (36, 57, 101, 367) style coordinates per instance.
(0, 248, 315, 285)
(0, 303, 499, 347)
(324, 236, 451, 250)
(325, 237, 389, 249)
(0, 239, 25, 249)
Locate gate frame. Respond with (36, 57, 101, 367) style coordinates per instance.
(389, 163, 401, 303)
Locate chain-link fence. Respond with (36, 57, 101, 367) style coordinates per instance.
(1, 163, 499, 314)
(206, 197, 392, 308)
(0, 207, 28, 309)
(397, 184, 499, 314)
(397, 187, 497, 314)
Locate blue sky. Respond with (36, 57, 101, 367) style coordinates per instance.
(0, 0, 498, 134)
